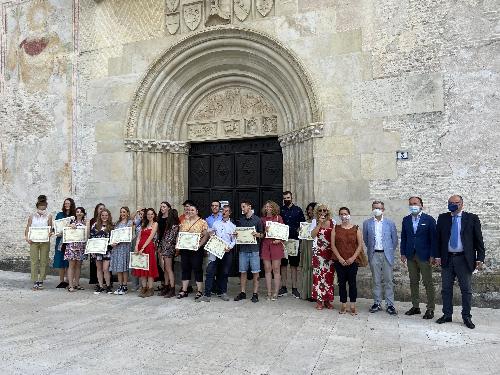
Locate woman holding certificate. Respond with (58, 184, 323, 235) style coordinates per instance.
(159, 208, 180, 298)
(176, 203, 209, 300)
(110, 207, 134, 295)
(25, 195, 53, 290)
(133, 208, 159, 298)
(261, 200, 285, 301)
(54, 198, 76, 288)
(90, 208, 114, 294)
(64, 207, 89, 292)
(310, 204, 335, 310)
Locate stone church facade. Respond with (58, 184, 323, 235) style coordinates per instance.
(0, 0, 498, 305)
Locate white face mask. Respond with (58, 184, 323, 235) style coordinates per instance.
(372, 208, 383, 217)
(409, 205, 421, 215)
(340, 214, 350, 222)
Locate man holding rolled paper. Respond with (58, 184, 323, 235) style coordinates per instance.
(197, 205, 236, 302)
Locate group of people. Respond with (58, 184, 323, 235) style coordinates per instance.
(25, 192, 485, 329)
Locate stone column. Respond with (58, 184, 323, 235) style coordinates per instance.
(125, 139, 189, 210)
(279, 122, 324, 207)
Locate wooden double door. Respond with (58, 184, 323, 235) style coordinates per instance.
(188, 138, 283, 219)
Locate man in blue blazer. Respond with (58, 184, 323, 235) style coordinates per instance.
(363, 200, 399, 315)
(400, 196, 437, 319)
(435, 195, 485, 329)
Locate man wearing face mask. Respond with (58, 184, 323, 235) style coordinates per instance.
(435, 195, 485, 329)
(279, 191, 305, 298)
(400, 197, 437, 319)
(363, 200, 398, 315)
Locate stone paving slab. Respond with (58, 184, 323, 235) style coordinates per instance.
(0, 270, 499, 375)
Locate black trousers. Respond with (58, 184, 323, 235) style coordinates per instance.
(180, 248, 204, 283)
(441, 254, 472, 319)
(89, 258, 97, 284)
(334, 261, 358, 303)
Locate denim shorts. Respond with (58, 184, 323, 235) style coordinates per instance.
(239, 251, 260, 273)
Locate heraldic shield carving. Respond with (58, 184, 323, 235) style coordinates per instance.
(184, 2, 203, 31)
(234, 0, 251, 22)
(166, 12, 180, 34)
(166, 0, 180, 13)
(256, 0, 273, 17)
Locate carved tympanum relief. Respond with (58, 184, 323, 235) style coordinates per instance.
(186, 87, 278, 140)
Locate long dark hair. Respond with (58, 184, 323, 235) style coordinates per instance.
(62, 198, 77, 217)
(75, 207, 86, 221)
(306, 202, 317, 219)
(142, 208, 157, 228)
(158, 201, 172, 218)
(93, 203, 105, 220)
(165, 208, 180, 231)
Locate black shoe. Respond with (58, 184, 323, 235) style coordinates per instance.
(436, 315, 452, 324)
(291, 288, 300, 299)
(422, 309, 434, 319)
(369, 303, 382, 313)
(106, 286, 113, 294)
(307, 297, 317, 303)
(234, 292, 246, 301)
(463, 317, 475, 329)
(386, 305, 398, 315)
(251, 293, 259, 303)
(278, 286, 288, 297)
(56, 282, 66, 288)
(187, 285, 194, 293)
(405, 307, 421, 316)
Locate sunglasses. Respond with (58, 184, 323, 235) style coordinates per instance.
(318, 209, 328, 213)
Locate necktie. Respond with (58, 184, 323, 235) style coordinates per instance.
(450, 215, 459, 249)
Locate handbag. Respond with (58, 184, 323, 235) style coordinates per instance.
(357, 249, 368, 267)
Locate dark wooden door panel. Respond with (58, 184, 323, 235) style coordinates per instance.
(261, 151, 283, 186)
(236, 153, 260, 187)
(212, 154, 234, 188)
(189, 156, 211, 188)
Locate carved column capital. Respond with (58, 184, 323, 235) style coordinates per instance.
(124, 138, 190, 154)
(278, 122, 324, 147)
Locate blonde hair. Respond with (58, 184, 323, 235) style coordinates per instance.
(261, 200, 280, 217)
(313, 204, 332, 221)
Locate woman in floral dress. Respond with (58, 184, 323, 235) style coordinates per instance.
(90, 208, 114, 295)
(64, 207, 88, 292)
(310, 204, 335, 310)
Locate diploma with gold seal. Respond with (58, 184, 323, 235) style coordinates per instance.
(28, 226, 51, 243)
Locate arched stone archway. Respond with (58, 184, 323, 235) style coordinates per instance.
(125, 26, 324, 209)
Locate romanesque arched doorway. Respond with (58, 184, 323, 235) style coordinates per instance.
(125, 27, 323, 210)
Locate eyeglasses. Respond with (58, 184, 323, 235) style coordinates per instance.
(318, 209, 328, 213)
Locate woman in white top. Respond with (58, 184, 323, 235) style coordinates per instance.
(24, 195, 53, 290)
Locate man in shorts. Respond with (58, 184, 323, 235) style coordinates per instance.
(234, 200, 263, 303)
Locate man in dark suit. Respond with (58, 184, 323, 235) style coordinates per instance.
(435, 195, 485, 329)
(400, 196, 437, 319)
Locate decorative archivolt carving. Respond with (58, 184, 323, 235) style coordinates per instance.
(124, 139, 190, 154)
(278, 122, 325, 147)
(125, 27, 322, 139)
(206, 0, 231, 26)
(187, 121, 218, 139)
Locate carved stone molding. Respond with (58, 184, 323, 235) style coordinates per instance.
(124, 138, 190, 154)
(278, 122, 324, 147)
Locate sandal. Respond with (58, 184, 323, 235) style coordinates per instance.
(350, 305, 358, 315)
(68, 287, 76, 292)
(266, 293, 272, 301)
(339, 305, 347, 314)
(315, 302, 324, 310)
(271, 294, 278, 301)
(194, 291, 203, 300)
(76, 285, 85, 290)
(177, 290, 188, 299)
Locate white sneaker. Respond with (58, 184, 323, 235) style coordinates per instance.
(113, 286, 122, 295)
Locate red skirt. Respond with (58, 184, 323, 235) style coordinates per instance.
(132, 241, 159, 278)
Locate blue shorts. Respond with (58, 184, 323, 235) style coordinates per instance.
(239, 251, 260, 273)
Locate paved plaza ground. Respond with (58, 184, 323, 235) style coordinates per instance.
(0, 270, 498, 375)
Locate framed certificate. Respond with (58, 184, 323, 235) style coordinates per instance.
(129, 252, 149, 270)
(235, 226, 257, 245)
(85, 238, 109, 254)
(266, 221, 289, 241)
(53, 216, 74, 236)
(176, 232, 201, 251)
(205, 236, 228, 259)
(284, 240, 299, 256)
(298, 222, 313, 240)
(110, 226, 132, 244)
(62, 227, 87, 243)
(28, 226, 51, 243)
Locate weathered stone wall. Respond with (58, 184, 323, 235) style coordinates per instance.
(1, 0, 498, 305)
